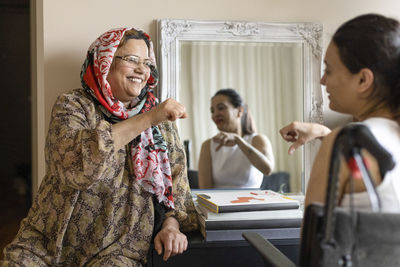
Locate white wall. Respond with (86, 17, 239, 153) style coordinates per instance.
(33, 0, 400, 192)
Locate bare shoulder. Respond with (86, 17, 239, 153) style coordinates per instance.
(200, 139, 212, 152)
(317, 127, 343, 153)
(311, 127, 344, 167)
(250, 134, 273, 156)
(305, 126, 345, 206)
(251, 133, 271, 146)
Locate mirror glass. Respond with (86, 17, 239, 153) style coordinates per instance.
(157, 19, 323, 194)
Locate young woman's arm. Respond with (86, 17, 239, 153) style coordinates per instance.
(198, 139, 214, 188)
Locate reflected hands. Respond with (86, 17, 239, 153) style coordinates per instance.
(280, 121, 331, 155)
(150, 98, 187, 126)
(212, 131, 239, 151)
(154, 217, 188, 261)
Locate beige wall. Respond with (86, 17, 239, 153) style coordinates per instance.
(33, 0, 400, 194)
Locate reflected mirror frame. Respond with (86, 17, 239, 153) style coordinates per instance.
(156, 19, 323, 194)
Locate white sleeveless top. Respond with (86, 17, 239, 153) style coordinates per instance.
(340, 118, 400, 212)
(210, 133, 264, 188)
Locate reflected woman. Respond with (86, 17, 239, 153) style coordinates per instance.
(198, 89, 275, 188)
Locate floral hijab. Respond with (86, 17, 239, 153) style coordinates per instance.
(80, 28, 174, 209)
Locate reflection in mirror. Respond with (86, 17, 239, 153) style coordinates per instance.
(157, 19, 323, 194)
(180, 41, 303, 191)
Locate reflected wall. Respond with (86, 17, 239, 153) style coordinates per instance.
(157, 19, 324, 193)
(179, 41, 304, 192)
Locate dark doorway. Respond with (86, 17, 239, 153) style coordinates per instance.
(0, 0, 31, 259)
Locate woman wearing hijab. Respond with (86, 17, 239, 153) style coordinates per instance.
(1, 28, 197, 266)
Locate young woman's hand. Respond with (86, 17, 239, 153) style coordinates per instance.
(280, 121, 331, 154)
(212, 131, 239, 151)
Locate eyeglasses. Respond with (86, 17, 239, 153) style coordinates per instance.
(115, 55, 154, 70)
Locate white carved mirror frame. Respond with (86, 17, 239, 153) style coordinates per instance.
(156, 19, 323, 193)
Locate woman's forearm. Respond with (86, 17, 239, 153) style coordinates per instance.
(162, 216, 180, 230)
(111, 112, 152, 150)
(234, 136, 274, 175)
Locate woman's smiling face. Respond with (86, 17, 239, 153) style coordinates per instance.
(107, 39, 150, 107)
(211, 94, 242, 133)
(320, 41, 361, 116)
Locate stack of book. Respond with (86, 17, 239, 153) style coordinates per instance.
(195, 189, 303, 242)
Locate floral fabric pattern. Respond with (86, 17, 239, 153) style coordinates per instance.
(1, 89, 197, 266)
(80, 27, 173, 208)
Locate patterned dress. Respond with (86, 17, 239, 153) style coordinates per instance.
(1, 88, 198, 266)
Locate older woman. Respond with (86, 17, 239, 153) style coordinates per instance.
(198, 88, 275, 189)
(1, 28, 197, 266)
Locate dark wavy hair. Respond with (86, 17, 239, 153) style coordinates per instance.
(333, 13, 400, 117)
(213, 88, 256, 135)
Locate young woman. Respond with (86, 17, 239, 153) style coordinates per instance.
(198, 88, 275, 189)
(281, 14, 400, 211)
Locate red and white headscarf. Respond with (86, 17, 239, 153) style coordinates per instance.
(80, 27, 174, 209)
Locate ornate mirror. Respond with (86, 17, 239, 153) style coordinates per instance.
(157, 19, 323, 194)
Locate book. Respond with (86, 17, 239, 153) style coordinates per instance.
(198, 225, 301, 242)
(196, 206, 303, 230)
(196, 203, 302, 220)
(196, 189, 300, 213)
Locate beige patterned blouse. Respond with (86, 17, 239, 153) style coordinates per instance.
(2, 88, 198, 267)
